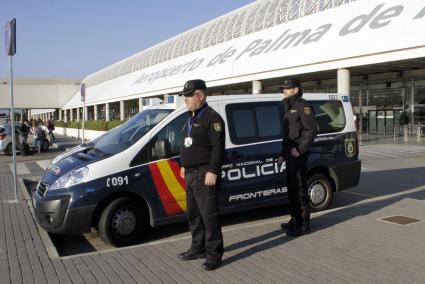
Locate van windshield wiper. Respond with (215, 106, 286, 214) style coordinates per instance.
(88, 146, 108, 157)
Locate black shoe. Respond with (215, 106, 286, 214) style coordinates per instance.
(202, 259, 222, 271)
(280, 218, 295, 231)
(177, 251, 206, 261)
(285, 226, 302, 237)
(286, 225, 310, 237)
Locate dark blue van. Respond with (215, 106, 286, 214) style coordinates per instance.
(33, 93, 360, 246)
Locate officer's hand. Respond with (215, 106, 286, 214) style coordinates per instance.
(180, 167, 185, 179)
(290, 148, 301, 158)
(205, 172, 217, 186)
(278, 156, 285, 164)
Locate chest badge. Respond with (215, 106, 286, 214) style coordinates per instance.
(290, 109, 297, 113)
(304, 106, 311, 115)
(213, 122, 222, 132)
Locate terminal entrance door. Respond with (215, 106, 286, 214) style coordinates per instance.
(368, 110, 401, 135)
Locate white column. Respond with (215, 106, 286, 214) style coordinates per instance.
(252, 80, 262, 95)
(337, 69, 350, 96)
(59, 110, 62, 121)
(70, 109, 74, 121)
(120, 101, 125, 121)
(358, 85, 362, 133)
(76, 107, 80, 122)
(410, 79, 415, 123)
(84, 106, 88, 120)
(94, 104, 98, 120)
(138, 97, 143, 113)
(105, 103, 110, 121)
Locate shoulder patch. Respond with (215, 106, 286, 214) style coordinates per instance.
(213, 122, 222, 132)
(304, 106, 311, 115)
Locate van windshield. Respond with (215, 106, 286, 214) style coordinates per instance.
(92, 109, 172, 155)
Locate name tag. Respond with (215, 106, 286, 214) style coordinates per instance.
(184, 137, 193, 148)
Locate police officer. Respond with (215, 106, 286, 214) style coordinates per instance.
(177, 79, 225, 271)
(278, 78, 317, 237)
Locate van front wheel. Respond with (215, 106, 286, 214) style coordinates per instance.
(307, 173, 333, 211)
(99, 197, 147, 247)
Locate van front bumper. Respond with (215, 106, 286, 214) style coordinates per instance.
(32, 190, 95, 234)
(330, 159, 361, 192)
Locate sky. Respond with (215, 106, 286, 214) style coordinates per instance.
(0, 0, 255, 79)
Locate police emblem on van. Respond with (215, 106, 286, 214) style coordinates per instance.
(345, 139, 356, 158)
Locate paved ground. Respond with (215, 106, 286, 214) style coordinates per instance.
(1, 135, 425, 283)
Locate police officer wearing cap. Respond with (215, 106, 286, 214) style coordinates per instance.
(278, 78, 317, 237)
(177, 79, 225, 271)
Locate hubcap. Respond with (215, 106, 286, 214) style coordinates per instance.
(308, 181, 326, 205)
(112, 207, 137, 237)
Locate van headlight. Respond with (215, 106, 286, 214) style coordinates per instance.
(49, 166, 89, 191)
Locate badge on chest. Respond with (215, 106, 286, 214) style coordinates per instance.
(184, 137, 193, 148)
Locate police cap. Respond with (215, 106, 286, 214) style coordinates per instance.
(179, 79, 207, 96)
(280, 78, 302, 90)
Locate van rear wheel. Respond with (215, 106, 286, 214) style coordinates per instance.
(307, 173, 333, 211)
(98, 197, 147, 247)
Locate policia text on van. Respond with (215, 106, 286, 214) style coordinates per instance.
(32, 93, 360, 247)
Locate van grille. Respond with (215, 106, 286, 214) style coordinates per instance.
(37, 182, 49, 196)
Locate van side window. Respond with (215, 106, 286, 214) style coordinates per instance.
(310, 100, 346, 134)
(226, 102, 283, 144)
(130, 113, 187, 166)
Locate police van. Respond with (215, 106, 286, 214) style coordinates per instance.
(33, 93, 360, 247)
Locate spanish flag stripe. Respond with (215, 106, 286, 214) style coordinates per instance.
(148, 163, 182, 216)
(167, 160, 186, 190)
(157, 160, 187, 211)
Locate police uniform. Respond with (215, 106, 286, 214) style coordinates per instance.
(178, 79, 225, 270)
(280, 78, 317, 236)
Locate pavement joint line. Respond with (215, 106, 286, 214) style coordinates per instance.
(17, 175, 60, 260)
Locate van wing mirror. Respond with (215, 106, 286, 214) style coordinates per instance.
(154, 139, 171, 159)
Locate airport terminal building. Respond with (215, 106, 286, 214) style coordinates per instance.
(16, 0, 425, 135)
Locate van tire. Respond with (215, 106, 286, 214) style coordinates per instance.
(98, 197, 147, 247)
(5, 143, 13, 156)
(307, 173, 333, 211)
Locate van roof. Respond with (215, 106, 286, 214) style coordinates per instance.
(152, 93, 348, 110)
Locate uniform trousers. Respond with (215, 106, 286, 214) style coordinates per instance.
(185, 164, 223, 261)
(285, 152, 310, 227)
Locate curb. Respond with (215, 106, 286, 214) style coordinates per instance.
(18, 177, 60, 259)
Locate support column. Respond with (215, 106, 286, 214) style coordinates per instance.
(120, 101, 125, 121)
(84, 106, 88, 121)
(76, 107, 80, 122)
(139, 97, 143, 113)
(105, 103, 110, 121)
(410, 79, 415, 123)
(70, 109, 74, 121)
(94, 105, 98, 120)
(337, 69, 350, 97)
(252, 80, 262, 95)
(358, 84, 362, 133)
(59, 109, 62, 121)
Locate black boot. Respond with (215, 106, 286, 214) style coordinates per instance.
(280, 217, 295, 232)
(301, 207, 310, 234)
